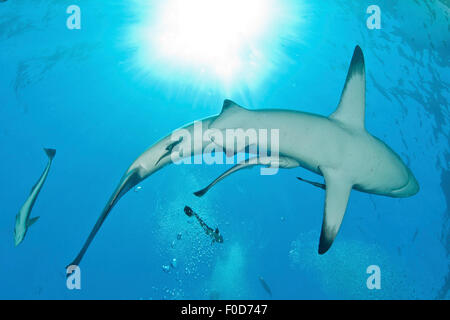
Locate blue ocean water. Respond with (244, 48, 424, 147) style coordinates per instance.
(0, 0, 449, 299)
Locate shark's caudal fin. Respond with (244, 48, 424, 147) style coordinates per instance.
(329, 45, 366, 130)
(318, 167, 353, 254)
(44, 148, 56, 160)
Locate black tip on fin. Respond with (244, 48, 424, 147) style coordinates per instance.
(350, 45, 365, 74)
(223, 99, 235, 108)
(221, 99, 246, 114)
(44, 148, 56, 159)
(221, 99, 236, 113)
(184, 206, 194, 217)
(318, 228, 334, 255)
(193, 188, 208, 197)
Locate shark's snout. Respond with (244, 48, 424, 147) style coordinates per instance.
(392, 171, 420, 197)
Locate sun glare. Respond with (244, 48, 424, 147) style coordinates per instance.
(127, 0, 303, 95)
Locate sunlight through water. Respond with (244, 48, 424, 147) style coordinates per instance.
(126, 0, 305, 95)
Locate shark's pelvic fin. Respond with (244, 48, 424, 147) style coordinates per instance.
(27, 216, 40, 227)
(330, 45, 366, 130)
(221, 99, 247, 114)
(318, 168, 353, 254)
(296, 177, 326, 190)
(210, 99, 248, 128)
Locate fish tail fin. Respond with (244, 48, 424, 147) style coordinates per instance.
(184, 206, 194, 217)
(27, 216, 40, 227)
(44, 148, 56, 159)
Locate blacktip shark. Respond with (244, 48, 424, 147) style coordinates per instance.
(14, 148, 56, 246)
(68, 46, 419, 267)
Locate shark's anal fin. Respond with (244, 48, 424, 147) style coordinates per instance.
(318, 168, 353, 254)
(27, 216, 40, 227)
(329, 45, 366, 130)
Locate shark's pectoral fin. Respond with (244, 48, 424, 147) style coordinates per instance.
(329, 45, 366, 130)
(318, 168, 352, 254)
(27, 216, 40, 227)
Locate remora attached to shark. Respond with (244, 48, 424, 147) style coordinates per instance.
(68, 46, 419, 267)
(15, 148, 56, 246)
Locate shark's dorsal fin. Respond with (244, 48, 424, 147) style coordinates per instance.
(330, 46, 366, 130)
(318, 167, 352, 254)
(27, 216, 40, 227)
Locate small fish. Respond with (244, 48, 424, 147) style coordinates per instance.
(258, 276, 272, 297)
(184, 206, 223, 244)
(14, 148, 56, 246)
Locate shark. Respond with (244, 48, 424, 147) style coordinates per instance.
(14, 148, 56, 246)
(68, 45, 419, 267)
